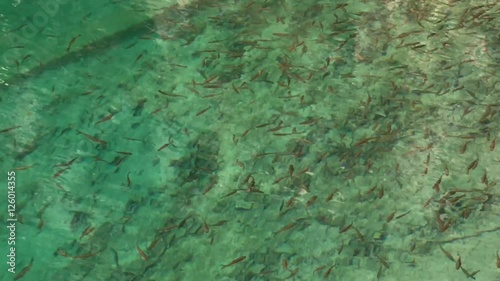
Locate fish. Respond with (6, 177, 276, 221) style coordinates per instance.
(455, 255, 461, 270)
(460, 267, 479, 279)
(466, 158, 479, 174)
(221, 256, 246, 268)
(126, 172, 131, 187)
(289, 164, 294, 177)
(196, 106, 211, 116)
(66, 34, 81, 52)
(376, 255, 390, 269)
(433, 174, 443, 192)
(77, 130, 107, 146)
(338, 239, 344, 254)
(53, 168, 69, 179)
(339, 222, 353, 234)
(54, 156, 78, 167)
(386, 210, 397, 222)
(14, 258, 34, 280)
(134, 53, 143, 64)
(353, 137, 377, 147)
(353, 226, 365, 242)
(116, 151, 133, 156)
(13, 165, 33, 171)
(274, 222, 296, 236)
(147, 237, 161, 250)
(157, 142, 172, 151)
(305, 195, 317, 208)
(157, 225, 177, 234)
(439, 245, 455, 262)
(325, 190, 337, 202)
(0, 126, 21, 133)
(378, 186, 385, 199)
(496, 251, 500, 268)
(114, 156, 127, 166)
(202, 177, 218, 195)
(324, 265, 334, 278)
(158, 90, 186, 98)
(136, 245, 148, 261)
(73, 251, 101, 259)
(95, 113, 114, 125)
(80, 225, 95, 239)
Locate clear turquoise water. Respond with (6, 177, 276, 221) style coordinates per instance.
(1, 1, 499, 280)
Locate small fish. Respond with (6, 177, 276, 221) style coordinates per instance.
(306, 195, 317, 208)
(147, 237, 161, 250)
(274, 222, 296, 236)
(282, 259, 289, 271)
(289, 164, 294, 177)
(210, 220, 228, 227)
(272, 32, 293, 37)
(196, 106, 211, 116)
(376, 255, 390, 269)
(339, 222, 353, 234)
(126, 172, 131, 187)
(466, 158, 479, 174)
(460, 141, 470, 154)
(433, 174, 443, 192)
(66, 34, 81, 52)
(221, 256, 246, 268)
(73, 251, 101, 259)
(77, 130, 107, 146)
(54, 156, 78, 167)
(338, 239, 344, 254)
(455, 255, 461, 270)
(53, 168, 69, 179)
(134, 53, 143, 64)
(187, 87, 200, 95)
(202, 176, 218, 195)
(325, 190, 337, 202)
(481, 170, 488, 185)
(95, 113, 114, 125)
(439, 245, 455, 262)
(80, 91, 94, 96)
(460, 267, 480, 279)
(241, 128, 252, 138)
(56, 249, 70, 257)
(158, 90, 186, 98)
(157, 142, 172, 151)
(157, 225, 177, 234)
(136, 245, 148, 261)
(125, 41, 138, 49)
(496, 251, 500, 268)
(14, 258, 34, 280)
(395, 210, 411, 220)
(353, 137, 377, 147)
(13, 165, 33, 171)
(378, 186, 385, 199)
(203, 220, 210, 233)
(324, 265, 335, 278)
(0, 126, 21, 133)
(114, 156, 127, 166)
(55, 183, 66, 191)
(353, 226, 365, 242)
(409, 241, 416, 252)
(425, 153, 431, 166)
(386, 210, 397, 222)
(80, 225, 95, 239)
(37, 216, 44, 230)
